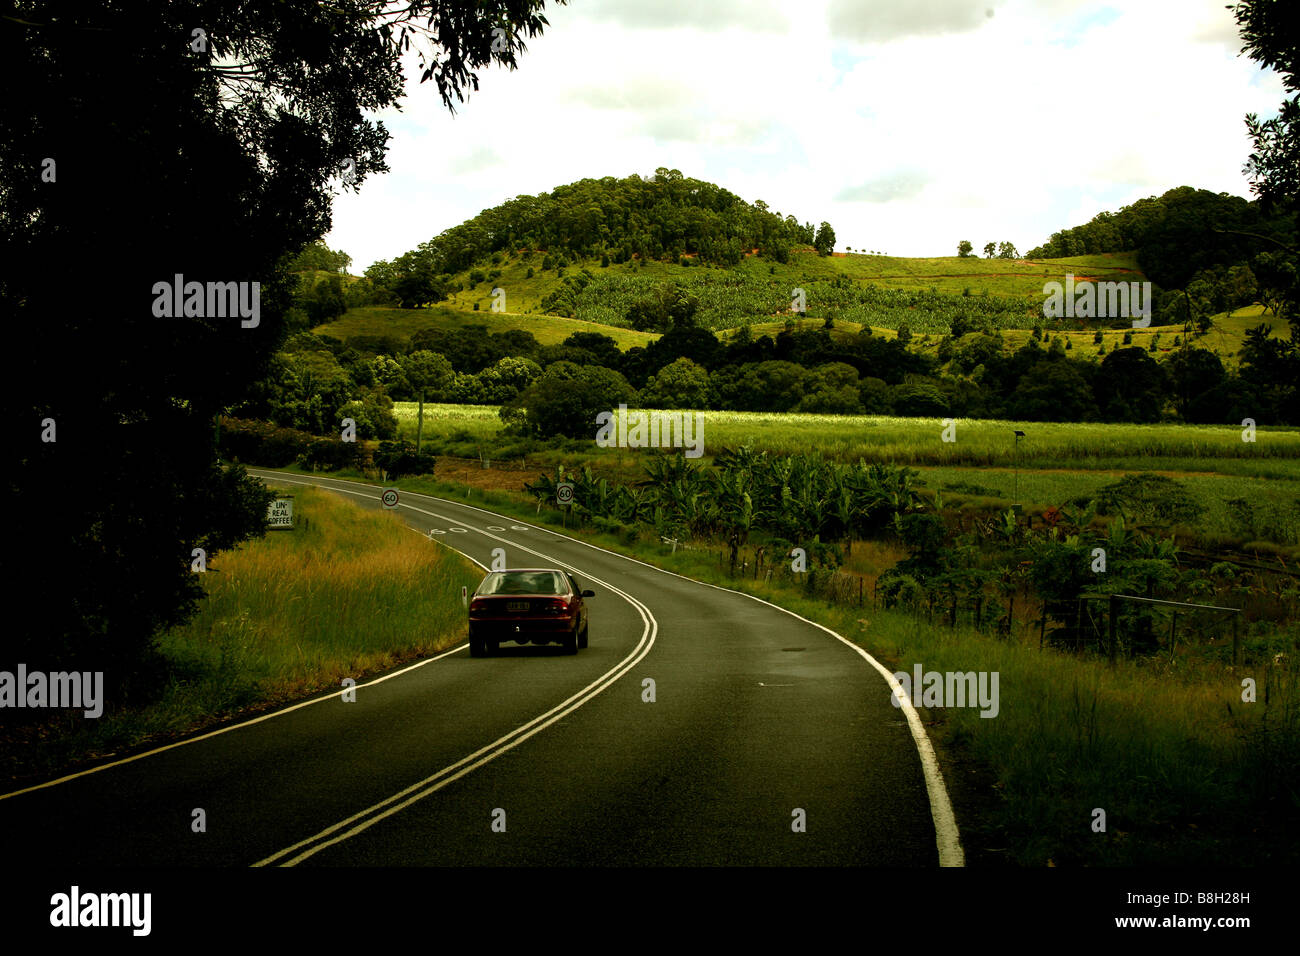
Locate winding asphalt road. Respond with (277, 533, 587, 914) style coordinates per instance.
(0, 471, 962, 866)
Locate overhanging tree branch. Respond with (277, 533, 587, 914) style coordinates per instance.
(1211, 227, 1298, 255)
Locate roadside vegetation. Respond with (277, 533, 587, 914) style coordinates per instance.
(0, 486, 482, 788)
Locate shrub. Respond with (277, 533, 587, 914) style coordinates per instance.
(877, 571, 925, 609)
(299, 437, 367, 472)
(1094, 473, 1204, 525)
(374, 440, 437, 479)
(218, 418, 313, 467)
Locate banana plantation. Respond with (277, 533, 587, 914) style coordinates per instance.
(526, 447, 921, 573)
(525, 452, 1292, 662)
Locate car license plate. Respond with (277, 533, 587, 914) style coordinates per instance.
(506, 601, 529, 612)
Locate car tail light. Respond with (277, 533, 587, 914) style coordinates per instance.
(469, 598, 490, 612)
(542, 598, 571, 614)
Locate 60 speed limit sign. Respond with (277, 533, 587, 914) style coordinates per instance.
(381, 488, 399, 509)
(556, 482, 574, 506)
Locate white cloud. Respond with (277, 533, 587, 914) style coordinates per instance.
(828, 0, 1003, 43)
(577, 0, 791, 32)
(837, 170, 931, 202)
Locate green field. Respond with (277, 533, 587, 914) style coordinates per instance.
(392, 403, 1300, 548)
(398, 402, 1300, 468)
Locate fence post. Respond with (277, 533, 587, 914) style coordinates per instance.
(1108, 594, 1118, 663)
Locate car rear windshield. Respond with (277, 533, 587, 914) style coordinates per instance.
(478, 571, 567, 596)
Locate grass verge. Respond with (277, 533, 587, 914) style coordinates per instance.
(0, 484, 483, 789)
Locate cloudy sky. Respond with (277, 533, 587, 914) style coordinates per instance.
(324, 0, 1286, 272)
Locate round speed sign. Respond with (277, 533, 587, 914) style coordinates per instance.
(556, 482, 575, 506)
(381, 488, 399, 509)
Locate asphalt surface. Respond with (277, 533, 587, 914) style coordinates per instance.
(0, 471, 958, 866)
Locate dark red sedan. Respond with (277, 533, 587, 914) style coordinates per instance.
(468, 568, 594, 657)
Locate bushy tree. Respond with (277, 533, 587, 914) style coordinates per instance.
(814, 222, 837, 256)
(401, 350, 454, 400)
(1094, 347, 1170, 422)
(502, 364, 638, 438)
(476, 356, 542, 403)
(795, 363, 863, 414)
(1005, 360, 1098, 421)
(641, 358, 712, 409)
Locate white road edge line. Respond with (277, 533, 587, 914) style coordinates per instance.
(0, 651, 472, 803)
(267, 469, 965, 867)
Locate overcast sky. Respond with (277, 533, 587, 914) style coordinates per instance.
(324, 0, 1286, 272)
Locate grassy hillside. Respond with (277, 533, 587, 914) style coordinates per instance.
(423, 246, 1145, 327)
(313, 303, 660, 350)
(310, 246, 1286, 370)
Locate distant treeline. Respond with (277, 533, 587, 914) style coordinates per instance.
(229, 317, 1300, 448)
(1026, 186, 1297, 324)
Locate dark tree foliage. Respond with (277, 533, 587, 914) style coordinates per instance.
(1237, 322, 1300, 422)
(1093, 348, 1170, 423)
(1025, 187, 1295, 290)
(1233, 0, 1300, 217)
(1167, 348, 1227, 421)
(560, 332, 622, 368)
(0, 0, 561, 683)
(411, 325, 539, 373)
(642, 327, 723, 379)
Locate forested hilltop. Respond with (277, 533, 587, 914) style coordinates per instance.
(363, 167, 830, 300)
(1026, 185, 1296, 322)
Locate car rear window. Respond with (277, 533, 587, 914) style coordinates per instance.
(478, 571, 567, 595)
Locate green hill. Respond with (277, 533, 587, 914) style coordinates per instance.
(303, 173, 1292, 368)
